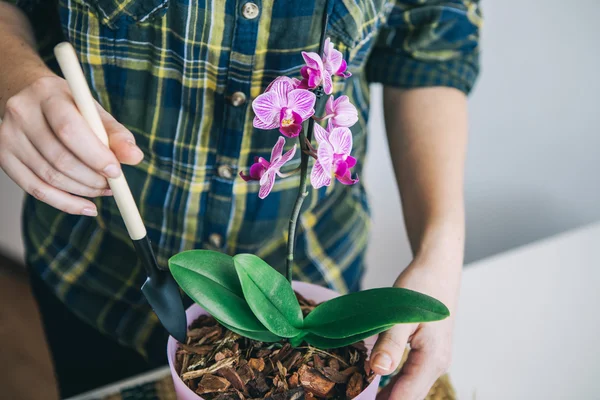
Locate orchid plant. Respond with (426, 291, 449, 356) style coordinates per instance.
(168, 38, 449, 349)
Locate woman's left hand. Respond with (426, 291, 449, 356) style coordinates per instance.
(371, 258, 461, 400)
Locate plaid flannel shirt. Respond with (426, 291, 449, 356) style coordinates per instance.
(9, 0, 481, 358)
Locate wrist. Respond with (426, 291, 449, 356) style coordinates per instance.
(395, 221, 464, 310)
(412, 219, 464, 268)
(395, 259, 462, 313)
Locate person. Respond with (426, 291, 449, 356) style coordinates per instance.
(0, 0, 481, 398)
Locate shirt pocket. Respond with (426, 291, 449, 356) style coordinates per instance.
(326, 0, 393, 69)
(72, 0, 169, 29)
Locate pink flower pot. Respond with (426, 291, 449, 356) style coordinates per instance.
(167, 281, 381, 399)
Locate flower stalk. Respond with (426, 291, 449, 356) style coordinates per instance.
(285, 123, 310, 282)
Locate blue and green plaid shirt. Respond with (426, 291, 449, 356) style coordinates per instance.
(10, 0, 481, 357)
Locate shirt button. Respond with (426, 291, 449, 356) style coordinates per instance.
(230, 91, 247, 107)
(242, 2, 259, 20)
(217, 165, 234, 179)
(209, 233, 223, 248)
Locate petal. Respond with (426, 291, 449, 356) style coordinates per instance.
(259, 170, 277, 199)
(291, 109, 303, 124)
(310, 161, 332, 189)
(331, 96, 358, 127)
(333, 95, 350, 108)
(265, 76, 281, 92)
(250, 162, 267, 179)
(325, 48, 343, 75)
(323, 38, 332, 58)
(280, 123, 302, 138)
(335, 160, 349, 178)
(336, 59, 349, 77)
(300, 66, 310, 79)
(239, 171, 253, 182)
(330, 113, 358, 128)
(328, 127, 353, 155)
(345, 155, 357, 169)
(302, 51, 324, 72)
(325, 95, 335, 116)
(336, 170, 359, 186)
(291, 77, 302, 88)
(317, 141, 334, 172)
(287, 89, 316, 121)
(268, 79, 294, 106)
(327, 119, 334, 132)
(307, 71, 322, 88)
(313, 122, 330, 145)
(270, 136, 286, 162)
(281, 110, 304, 137)
(253, 115, 278, 130)
(322, 71, 333, 95)
(298, 78, 310, 90)
(252, 92, 280, 126)
(258, 157, 271, 169)
(273, 144, 297, 170)
(265, 76, 300, 92)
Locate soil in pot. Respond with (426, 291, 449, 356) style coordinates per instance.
(174, 292, 376, 400)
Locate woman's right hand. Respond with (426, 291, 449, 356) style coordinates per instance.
(0, 75, 144, 216)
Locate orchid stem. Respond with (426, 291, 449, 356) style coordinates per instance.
(286, 124, 310, 282)
(285, 20, 329, 282)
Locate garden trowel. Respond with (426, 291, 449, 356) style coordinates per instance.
(54, 42, 187, 343)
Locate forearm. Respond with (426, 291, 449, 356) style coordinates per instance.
(383, 86, 467, 295)
(0, 2, 55, 115)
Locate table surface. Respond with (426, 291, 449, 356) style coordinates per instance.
(65, 222, 600, 400)
(450, 221, 600, 399)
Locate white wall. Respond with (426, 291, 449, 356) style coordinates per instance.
(363, 0, 600, 288)
(1, 0, 599, 281)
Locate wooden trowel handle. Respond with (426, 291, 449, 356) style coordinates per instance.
(54, 42, 147, 241)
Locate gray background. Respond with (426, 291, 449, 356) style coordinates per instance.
(1, 1, 599, 290)
(363, 0, 600, 287)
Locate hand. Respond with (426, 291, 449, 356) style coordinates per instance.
(0, 74, 144, 216)
(371, 260, 460, 400)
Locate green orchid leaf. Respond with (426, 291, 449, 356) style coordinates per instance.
(289, 332, 309, 348)
(216, 319, 282, 343)
(303, 326, 394, 349)
(169, 250, 267, 333)
(233, 254, 304, 338)
(303, 287, 449, 339)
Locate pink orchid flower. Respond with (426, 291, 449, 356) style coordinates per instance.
(300, 51, 332, 94)
(325, 95, 358, 128)
(322, 38, 351, 79)
(253, 78, 316, 137)
(300, 38, 351, 95)
(310, 123, 359, 189)
(240, 136, 297, 199)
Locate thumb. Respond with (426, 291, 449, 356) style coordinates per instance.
(96, 104, 144, 166)
(370, 324, 415, 376)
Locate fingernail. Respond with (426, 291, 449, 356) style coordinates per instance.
(126, 140, 144, 159)
(372, 353, 392, 372)
(82, 208, 98, 217)
(102, 189, 113, 196)
(103, 164, 121, 178)
(127, 139, 142, 153)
